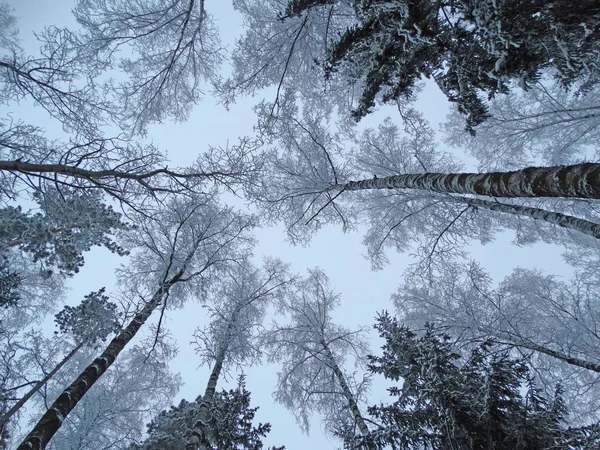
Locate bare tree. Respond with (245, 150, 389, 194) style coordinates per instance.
(16, 193, 257, 449)
(185, 259, 290, 450)
(443, 80, 600, 170)
(42, 343, 181, 450)
(0, 118, 261, 210)
(250, 104, 600, 270)
(71, 0, 222, 136)
(263, 269, 373, 448)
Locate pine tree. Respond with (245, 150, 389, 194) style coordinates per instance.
(354, 313, 600, 450)
(128, 376, 284, 450)
(282, 0, 600, 130)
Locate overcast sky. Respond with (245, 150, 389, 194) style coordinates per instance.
(6, 1, 573, 449)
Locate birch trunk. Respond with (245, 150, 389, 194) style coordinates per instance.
(320, 340, 373, 450)
(446, 196, 600, 239)
(0, 341, 85, 432)
(16, 271, 183, 450)
(342, 163, 600, 198)
(491, 338, 600, 373)
(185, 346, 227, 450)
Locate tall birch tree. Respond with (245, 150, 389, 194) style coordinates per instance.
(250, 103, 600, 269)
(40, 343, 181, 450)
(0, 288, 120, 433)
(17, 193, 256, 449)
(185, 259, 290, 450)
(263, 269, 373, 448)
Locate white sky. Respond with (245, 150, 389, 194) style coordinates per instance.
(5, 1, 572, 449)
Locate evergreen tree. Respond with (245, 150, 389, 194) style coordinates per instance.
(283, 0, 600, 131)
(0, 259, 19, 308)
(129, 376, 284, 450)
(351, 313, 600, 450)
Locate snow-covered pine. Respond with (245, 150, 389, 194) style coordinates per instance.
(361, 313, 600, 449)
(129, 376, 284, 450)
(0, 188, 130, 277)
(265, 0, 600, 130)
(394, 259, 600, 422)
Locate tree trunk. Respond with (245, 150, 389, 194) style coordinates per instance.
(342, 163, 600, 198)
(0, 341, 85, 432)
(186, 346, 227, 450)
(320, 340, 374, 450)
(447, 196, 600, 239)
(491, 338, 600, 373)
(16, 271, 183, 450)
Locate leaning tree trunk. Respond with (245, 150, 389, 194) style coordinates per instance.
(0, 341, 85, 432)
(342, 163, 600, 198)
(446, 196, 600, 239)
(16, 271, 183, 450)
(320, 339, 374, 450)
(186, 345, 228, 450)
(490, 337, 600, 373)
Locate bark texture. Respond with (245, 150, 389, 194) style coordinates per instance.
(0, 342, 85, 432)
(16, 272, 182, 450)
(343, 163, 600, 198)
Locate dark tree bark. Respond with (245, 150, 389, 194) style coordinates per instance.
(16, 270, 183, 450)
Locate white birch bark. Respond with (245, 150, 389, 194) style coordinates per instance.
(445, 196, 600, 239)
(342, 163, 600, 199)
(16, 271, 183, 450)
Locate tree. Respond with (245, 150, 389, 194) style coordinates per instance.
(0, 259, 20, 308)
(70, 0, 223, 137)
(279, 0, 600, 130)
(185, 259, 290, 450)
(0, 119, 260, 210)
(394, 260, 600, 421)
(0, 188, 131, 277)
(0, 288, 120, 433)
(263, 269, 373, 447)
(1, 0, 222, 138)
(357, 313, 600, 449)
(1, 2, 258, 218)
(222, 0, 360, 120)
(16, 193, 257, 449)
(42, 343, 181, 450)
(249, 104, 600, 270)
(129, 376, 283, 450)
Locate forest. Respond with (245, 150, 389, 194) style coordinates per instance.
(1, 0, 600, 449)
